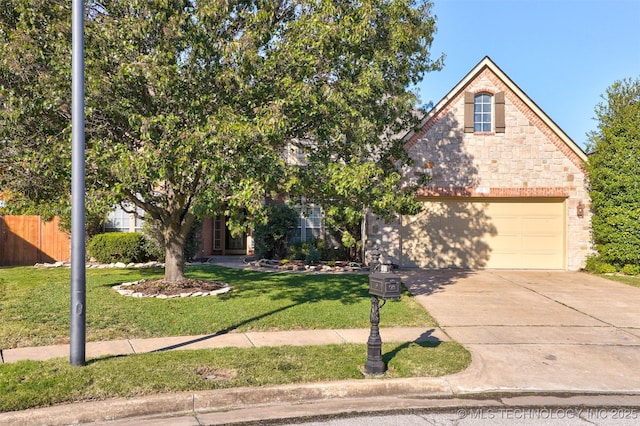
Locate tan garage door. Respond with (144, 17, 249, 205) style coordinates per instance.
(400, 198, 566, 269)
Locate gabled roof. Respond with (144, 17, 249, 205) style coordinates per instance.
(404, 56, 588, 164)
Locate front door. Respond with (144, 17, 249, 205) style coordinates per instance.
(225, 227, 247, 254)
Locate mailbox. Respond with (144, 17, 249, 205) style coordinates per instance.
(369, 270, 401, 300)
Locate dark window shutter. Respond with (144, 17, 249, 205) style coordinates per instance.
(464, 92, 474, 133)
(495, 92, 505, 133)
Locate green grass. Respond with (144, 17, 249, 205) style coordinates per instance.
(0, 265, 435, 349)
(0, 265, 471, 413)
(598, 273, 640, 288)
(0, 341, 470, 413)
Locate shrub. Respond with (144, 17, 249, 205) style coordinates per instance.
(254, 204, 299, 259)
(584, 255, 600, 273)
(88, 232, 146, 264)
(288, 241, 311, 261)
(597, 263, 618, 274)
(584, 255, 618, 274)
(288, 239, 349, 262)
(323, 244, 349, 262)
(622, 264, 640, 276)
(305, 246, 321, 265)
(141, 221, 164, 261)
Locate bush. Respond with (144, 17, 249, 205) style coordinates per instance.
(141, 221, 164, 261)
(622, 264, 640, 276)
(254, 204, 299, 259)
(288, 239, 349, 262)
(584, 255, 618, 274)
(597, 263, 618, 274)
(586, 77, 640, 268)
(88, 232, 147, 264)
(584, 255, 599, 273)
(288, 241, 312, 261)
(305, 246, 321, 265)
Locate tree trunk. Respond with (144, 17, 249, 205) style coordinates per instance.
(162, 216, 195, 282)
(164, 228, 186, 282)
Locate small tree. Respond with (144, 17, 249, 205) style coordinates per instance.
(253, 203, 298, 259)
(299, 160, 422, 260)
(586, 76, 640, 267)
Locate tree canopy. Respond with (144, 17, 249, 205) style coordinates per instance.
(586, 76, 640, 267)
(0, 0, 441, 281)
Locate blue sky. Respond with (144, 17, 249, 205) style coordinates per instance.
(415, 0, 640, 150)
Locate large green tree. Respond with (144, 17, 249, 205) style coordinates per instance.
(586, 76, 640, 267)
(298, 159, 422, 260)
(0, 0, 441, 282)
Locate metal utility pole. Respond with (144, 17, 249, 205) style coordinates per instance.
(70, 0, 86, 366)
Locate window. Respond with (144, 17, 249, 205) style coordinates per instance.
(474, 93, 492, 132)
(105, 204, 144, 232)
(105, 206, 130, 232)
(292, 204, 323, 243)
(464, 91, 505, 133)
(213, 216, 223, 250)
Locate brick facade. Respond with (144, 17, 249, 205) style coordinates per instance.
(370, 58, 592, 271)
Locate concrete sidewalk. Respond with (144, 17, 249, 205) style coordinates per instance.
(1, 327, 446, 364)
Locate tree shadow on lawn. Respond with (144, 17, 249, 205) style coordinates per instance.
(106, 265, 368, 305)
(184, 265, 370, 305)
(149, 302, 300, 353)
(382, 329, 442, 365)
(97, 265, 369, 346)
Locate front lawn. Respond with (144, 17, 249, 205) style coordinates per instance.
(0, 265, 435, 348)
(0, 265, 470, 413)
(599, 273, 640, 289)
(0, 342, 470, 413)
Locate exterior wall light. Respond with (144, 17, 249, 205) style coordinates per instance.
(577, 201, 585, 218)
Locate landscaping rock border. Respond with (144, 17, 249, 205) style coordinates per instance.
(112, 281, 232, 299)
(34, 261, 166, 269)
(246, 259, 368, 273)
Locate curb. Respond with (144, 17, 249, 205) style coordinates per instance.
(3, 379, 640, 426)
(0, 377, 451, 426)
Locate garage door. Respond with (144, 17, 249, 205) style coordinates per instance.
(400, 199, 566, 269)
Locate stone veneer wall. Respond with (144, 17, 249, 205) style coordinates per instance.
(370, 68, 592, 271)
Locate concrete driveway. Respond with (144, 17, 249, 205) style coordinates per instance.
(400, 269, 640, 393)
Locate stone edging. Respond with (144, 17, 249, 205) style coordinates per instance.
(112, 281, 232, 299)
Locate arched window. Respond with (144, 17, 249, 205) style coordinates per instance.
(474, 93, 492, 132)
(464, 91, 505, 133)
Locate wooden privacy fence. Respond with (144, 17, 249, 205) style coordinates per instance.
(0, 216, 71, 266)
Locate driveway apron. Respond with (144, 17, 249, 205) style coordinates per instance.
(400, 270, 640, 393)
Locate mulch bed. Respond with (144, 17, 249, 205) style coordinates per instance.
(126, 278, 229, 296)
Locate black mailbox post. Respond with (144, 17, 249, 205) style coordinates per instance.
(365, 258, 401, 375)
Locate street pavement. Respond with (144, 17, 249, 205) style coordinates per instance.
(1, 265, 640, 425)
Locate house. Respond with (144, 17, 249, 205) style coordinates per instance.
(105, 204, 258, 258)
(103, 144, 326, 259)
(106, 201, 324, 259)
(367, 57, 591, 271)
